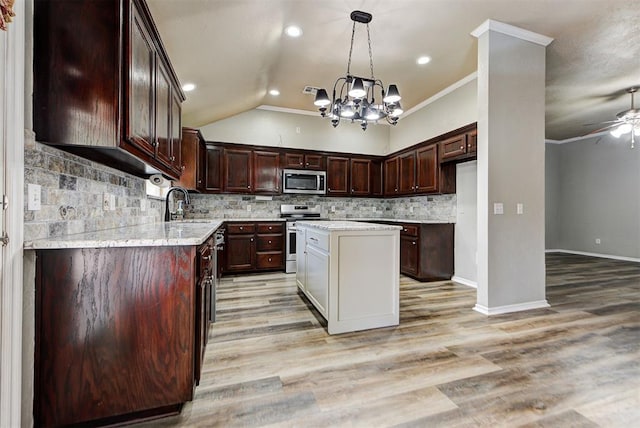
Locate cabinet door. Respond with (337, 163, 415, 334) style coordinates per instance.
(155, 60, 172, 168)
(467, 129, 477, 154)
(370, 159, 383, 197)
(350, 158, 371, 195)
(306, 244, 329, 318)
(440, 134, 468, 160)
(326, 156, 349, 195)
(175, 128, 198, 191)
(224, 149, 253, 193)
(126, 2, 156, 157)
(169, 91, 182, 174)
(400, 235, 419, 276)
(384, 156, 399, 195)
(225, 234, 255, 271)
(398, 151, 416, 194)
(205, 145, 223, 192)
(304, 154, 325, 170)
(253, 151, 280, 193)
(415, 145, 438, 193)
(296, 228, 307, 291)
(283, 153, 305, 168)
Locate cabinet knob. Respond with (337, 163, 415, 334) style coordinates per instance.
(247, 185, 250, 189)
(460, 146, 464, 150)
(198, 179, 202, 184)
(306, 162, 309, 166)
(268, 240, 272, 244)
(268, 257, 272, 262)
(170, 156, 176, 162)
(152, 140, 158, 147)
(250, 238, 254, 242)
(403, 228, 407, 232)
(239, 226, 243, 230)
(395, 188, 398, 192)
(268, 226, 272, 230)
(412, 241, 416, 245)
(181, 165, 186, 171)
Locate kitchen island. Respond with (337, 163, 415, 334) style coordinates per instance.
(296, 221, 401, 334)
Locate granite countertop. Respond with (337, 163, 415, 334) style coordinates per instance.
(25, 220, 224, 250)
(296, 220, 403, 232)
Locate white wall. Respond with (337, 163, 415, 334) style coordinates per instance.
(200, 108, 390, 155)
(388, 77, 478, 153)
(545, 143, 562, 249)
(547, 135, 640, 259)
(454, 161, 477, 286)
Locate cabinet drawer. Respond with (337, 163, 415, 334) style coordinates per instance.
(306, 229, 329, 251)
(257, 223, 283, 233)
(256, 252, 283, 269)
(400, 224, 419, 237)
(257, 234, 282, 251)
(227, 223, 255, 234)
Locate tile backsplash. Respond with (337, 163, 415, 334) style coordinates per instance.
(186, 193, 455, 222)
(23, 131, 162, 241)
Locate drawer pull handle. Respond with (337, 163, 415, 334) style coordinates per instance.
(309, 237, 318, 242)
(268, 257, 272, 262)
(269, 226, 272, 230)
(412, 241, 416, 245)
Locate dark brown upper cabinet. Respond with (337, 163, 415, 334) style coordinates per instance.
(326, 156, 350, 196)
(370, 159, 383, 197)
(283, 153, 325, 170)
(439, 129, 477, 163)
(384, 156, 400, 196)
(350, 158, 371, 195)
(253, 151, 281, 194)
(204, 145, 223, 192)
(174, 127, 205, 191)
(224, 148, 253, 193)
(33, 0, 185, 179)
(398, 152, 417, 194)
(415, 145, 438, 193)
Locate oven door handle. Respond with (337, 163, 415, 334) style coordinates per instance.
(288, 226, 297, 232)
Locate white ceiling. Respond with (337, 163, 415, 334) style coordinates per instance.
(147, 0, 640, 141)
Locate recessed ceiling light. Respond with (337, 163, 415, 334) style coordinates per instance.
(285, 25, 303, 38)
(416, 56, 431, 65)
(182, 83, 196, 92)
(269, 89, 280, 96)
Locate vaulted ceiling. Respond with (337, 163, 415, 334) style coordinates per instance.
(147, 0, 640, 141)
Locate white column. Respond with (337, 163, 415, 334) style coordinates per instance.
(472, 20, 552, 315)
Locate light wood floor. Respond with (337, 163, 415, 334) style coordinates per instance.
(139, 253, 640, 427)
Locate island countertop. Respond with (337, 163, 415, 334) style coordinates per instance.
(296, 220, 402, 231)
(24, 220, 225, 250)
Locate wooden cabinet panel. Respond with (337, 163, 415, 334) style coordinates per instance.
(370, 159, 383, 197)
(257, 223, 283, 234)
(283, 153, 304, 168)
(169, 91, 182, 174)
(257, 234, 282, 251)
(205, 145, 223, 192)
(326, 156, 349, 195)
(384, 156, 399, 195)
(175, 127, 202, 191)
(227, 223, 255, 234)
(440, 134, 467, 160)
(225, 234, 256, 271)
(256, 253, 283, 269)
(35, 246, 195, 426)
(467, 129, 477, 154)
(398, 152, 416, 194)
(253, 150, 280, 193)
(305, 154, 325, 170)
(127, 2, 156, 157)
(155, 60, 172, 166)
(350, 158, 371, 195)
(224, 149, 253, 193)
(400, 235, 419, 276)
(415, 145, 438, 193)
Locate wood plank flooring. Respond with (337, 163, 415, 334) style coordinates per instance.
(136, 253, 640, 427)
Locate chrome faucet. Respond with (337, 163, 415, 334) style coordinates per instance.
(164, 186, 191, 221)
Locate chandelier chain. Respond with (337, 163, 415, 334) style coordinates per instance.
(346, 21, 356, 75)
(367, 23, 374, 79)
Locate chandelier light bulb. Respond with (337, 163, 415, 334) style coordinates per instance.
(348, 78, 367, 98)
(383, 84, 401, 103)
(314, 89, 331, 106)
(365, 107, 381, 121)
(610, 126, 624, 138)
(341, 105, 355, 118)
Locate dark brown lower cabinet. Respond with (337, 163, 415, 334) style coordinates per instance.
(399, 223, 454, 281)
(34, 244, 206, 427)
(223, 222, 284, 274)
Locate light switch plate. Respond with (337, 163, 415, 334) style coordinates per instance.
(103, 193, 110, 211)
(516, 203, 524, 215)
(28, 184, 41, 211)
(493, 202, 504, 215)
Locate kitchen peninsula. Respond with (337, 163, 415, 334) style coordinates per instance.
(296, 221, 401, 334)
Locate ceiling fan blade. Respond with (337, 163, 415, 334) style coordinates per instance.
(582, 120, 619, 126)
(585, 124, 618, 135)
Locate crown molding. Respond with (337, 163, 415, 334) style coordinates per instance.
(402, 72, 478, 118)
(545, 130, 608, 144)
(471, 19, 553, 46)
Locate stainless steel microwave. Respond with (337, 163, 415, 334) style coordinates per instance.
(282, 169, 326, 195)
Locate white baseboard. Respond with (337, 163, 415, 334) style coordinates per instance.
(545, 249, 640, 263)
(452, 276, 477, 288)
(473, 300, 550, 316)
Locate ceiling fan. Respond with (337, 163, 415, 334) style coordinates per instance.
(587, 87, 639, 148)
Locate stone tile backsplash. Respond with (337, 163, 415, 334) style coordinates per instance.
(23, 131, 162, 241)
(186, 193, 455, 222)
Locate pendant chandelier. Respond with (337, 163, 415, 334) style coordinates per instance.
(313, 10, 402, 131)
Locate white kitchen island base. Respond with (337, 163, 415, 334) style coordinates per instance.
(296, 221, 401, 334)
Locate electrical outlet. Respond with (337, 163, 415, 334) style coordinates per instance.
(493, 202, 504, 215)
(595, 238, 601, 244)
(247, 204, 251, 212)
(331, 206, 336, 212)
(103, 193, 110, 211)
(28, 184, 41, 211)
(409, 206, 414, 213)
(372, 206, 377, 212)
(109, 194, 116, 211)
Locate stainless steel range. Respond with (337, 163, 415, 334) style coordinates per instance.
(280, 204, 323, 273)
